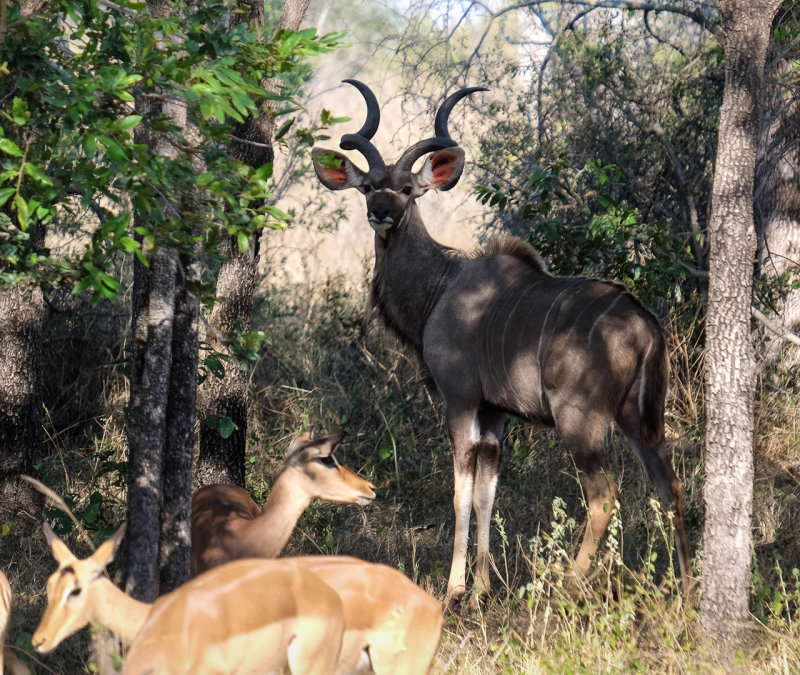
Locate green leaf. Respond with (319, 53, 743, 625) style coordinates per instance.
(117, 115, 143, 131)
(14, 195, 28, 229)
(24, 163, 53, 186)
(274, 118, 294, 141)
(0, 138, 22, 157)
(11, 97, 30, 125)
(0, 188, 15, 208)
(236, 231, 249, 253)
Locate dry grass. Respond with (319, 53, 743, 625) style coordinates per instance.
(2, 277, 800, 673)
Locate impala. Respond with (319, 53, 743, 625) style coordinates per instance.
(191, 430, 375, 575)
(312, 80, 691, 606)
(33, 523, 346, 675)
(34, 521, 442, 674)
(191, 432, 442, 674)
(1, 570, 30, 675)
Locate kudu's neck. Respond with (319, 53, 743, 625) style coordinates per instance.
(373, 204, 460, 351)
(236, 474, 309, 559)
(88, 577, 151, 643)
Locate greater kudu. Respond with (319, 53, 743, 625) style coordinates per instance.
(312, 80, 691, 606)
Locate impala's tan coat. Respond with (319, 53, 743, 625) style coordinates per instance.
(191, 430, 375, 575)
(33, 524, 347, 675)
(123, 559, 345, 675)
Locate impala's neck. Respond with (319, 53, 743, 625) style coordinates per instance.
(88, 577, 150, 643)
(372, 205, 460, 351)
(237, 477, 310, 559)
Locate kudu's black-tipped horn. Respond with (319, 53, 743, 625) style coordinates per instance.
(395, 86, 488, 171)
(339, 79, 386, 172)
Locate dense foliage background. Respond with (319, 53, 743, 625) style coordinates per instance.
(0, 0, 798, 672)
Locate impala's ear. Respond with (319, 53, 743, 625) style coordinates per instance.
(312, 148, 367, 190)
(417, 147, 465, 192)
(90, 522, 126, 570)
(43, 521, 75, 565)
(294, 431, 345, 464)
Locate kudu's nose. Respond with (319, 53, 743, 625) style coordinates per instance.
(369, 205, 392, 223)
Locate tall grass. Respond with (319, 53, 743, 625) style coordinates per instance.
(2, 276, 800, 672)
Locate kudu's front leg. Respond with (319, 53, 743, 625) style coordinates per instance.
(472, 410, 505, 597)
(445, 411, 479, 609)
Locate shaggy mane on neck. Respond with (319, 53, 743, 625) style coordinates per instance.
(479, 237, 551, 275)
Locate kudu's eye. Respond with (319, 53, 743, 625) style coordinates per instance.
(402, 186, 413, 196)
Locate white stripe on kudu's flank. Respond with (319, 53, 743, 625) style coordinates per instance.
(587, 292, 624, 343)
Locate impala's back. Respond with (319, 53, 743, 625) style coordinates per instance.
(123, 559, 345, 675)
(292, 556, 443, 675)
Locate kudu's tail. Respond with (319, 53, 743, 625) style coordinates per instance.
(640, 329, 669, 447)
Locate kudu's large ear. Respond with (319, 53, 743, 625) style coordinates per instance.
(417, 147, 465, 192)
(312, 148, 367, 191)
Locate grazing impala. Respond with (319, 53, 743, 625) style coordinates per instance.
(312, 80, 691, 606)
(33, 523, 346, 675)
(1, 570, 30, 675)
(191, 430, 375, 575)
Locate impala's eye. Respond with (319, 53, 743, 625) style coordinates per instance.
(318, 455, 338, 468)
(402, 186, 413, 196)
(67, 586, 82, 600)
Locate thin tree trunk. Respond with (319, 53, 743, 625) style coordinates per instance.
(125, 245, 178, 601)
(195, 0, 310, 488)
(701, 0, 781, 651)
(0, 283, 44, 528)
(756, 41, 800, 362)
(159, 254, 200, 592)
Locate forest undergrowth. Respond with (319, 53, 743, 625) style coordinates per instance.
(2, 276, 800, 673)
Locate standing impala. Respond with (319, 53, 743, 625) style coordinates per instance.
(33, 522, 346, 675)
(34, 521, 443, 674)
(1, 570, 30, 675)
(312, 80, 691, 606)
(191, 430, 375, 574)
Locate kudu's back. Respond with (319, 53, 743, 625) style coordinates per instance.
(425, 239, 668, 446)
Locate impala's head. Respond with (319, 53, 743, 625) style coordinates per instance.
(32, 521, 126, 654)
(282, 430, 376, 506)
(312, 80, 486, 239)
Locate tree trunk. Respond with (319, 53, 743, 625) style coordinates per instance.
(195, 0, 310, 488)
(125, 245, 177, 601)
(701, 0, 781, 651)
(159, 254, 200, 592)
(195, 244, 256, 488)
(755, 30, 800, 362)
(0, 283, 44, 528)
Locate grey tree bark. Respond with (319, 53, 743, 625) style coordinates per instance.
(159, 253, 200, 593)
(125, 0, 195, 597)
(195, 0, 310, 488)
(0, 283, 44, 528)
(701, 0, 782, 651)
(755, 14, 800, 362)
(125, 245, 178, 601)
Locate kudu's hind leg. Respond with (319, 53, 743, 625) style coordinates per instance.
(558, 413, 618, 576)
(626, 435, 692, 591)
(617, 392, 691, 590)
